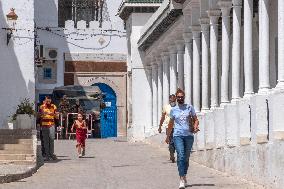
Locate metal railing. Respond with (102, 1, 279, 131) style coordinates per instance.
(56, 113, 94, 140)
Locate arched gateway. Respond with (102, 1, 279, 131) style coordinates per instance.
(74, 74, 127, 138)
(93, 83, 117, 138)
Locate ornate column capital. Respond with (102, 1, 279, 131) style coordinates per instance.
(168, 45, 177, 54)
(200, 17, 210, 32)
(183, 32, 192, 43)
(233, 0, 242, 7)
(200, 17, 210, 25)
(161, 51, 169, 57)
(207, 9, 221, 24)
(175, 40, 185, 53)
(155, 57, 162, 65)
(218, 1, 232, 16)
(161, 52, 170, 63)
(152, 62, 158, 70)
(192, 25, 201, 39)
(146, 64, 152, 71)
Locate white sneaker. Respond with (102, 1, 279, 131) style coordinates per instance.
(179, 180, 185, 189)
(184, 177, 188, 186)
(78, 154, 82, 158)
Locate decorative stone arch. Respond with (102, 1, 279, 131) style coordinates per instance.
(82, 76, 124, 107)
(75, 74, 127, 137)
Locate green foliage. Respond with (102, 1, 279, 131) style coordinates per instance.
(11, 98, 36, 121)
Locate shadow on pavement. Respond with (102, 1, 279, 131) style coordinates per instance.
(80, 156, 95, 159)
(44, 158, 72, 163)
(111, 164, 140, 168)
(162, 161, 176, 164)
(186, 183, 215, 187)
(55, 156, 69, 158)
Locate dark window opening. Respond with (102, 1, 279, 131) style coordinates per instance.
(58, 0, 108, 28)
(43, 68, 52, 79)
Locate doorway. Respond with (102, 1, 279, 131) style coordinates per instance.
(93, 83, 117, 138)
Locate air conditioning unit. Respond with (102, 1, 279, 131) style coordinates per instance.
(39, 45, 58, 60)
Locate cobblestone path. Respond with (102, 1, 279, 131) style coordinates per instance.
(0, 139, 265, 189)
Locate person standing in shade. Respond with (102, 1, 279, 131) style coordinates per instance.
(166, 88, 199, 189)
(158, 94, 176, 163)
(39, 96, 59, 161)
(58, 95, 71, 139)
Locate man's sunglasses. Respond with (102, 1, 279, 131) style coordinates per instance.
(176, 96, 184, 99)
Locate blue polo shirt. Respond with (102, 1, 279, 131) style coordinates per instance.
(170, 104, 196, 137)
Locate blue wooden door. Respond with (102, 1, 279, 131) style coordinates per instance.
(93, 83, 117, 138)
(100, 106, 117, 138)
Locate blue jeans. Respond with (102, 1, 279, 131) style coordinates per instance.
(173, 135, 194, 177)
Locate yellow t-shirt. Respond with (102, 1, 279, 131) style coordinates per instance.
(162, 104, 172, 128)
(40, 104, 57, 127)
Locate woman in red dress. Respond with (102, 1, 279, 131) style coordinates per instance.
(71, 113, 87, 158)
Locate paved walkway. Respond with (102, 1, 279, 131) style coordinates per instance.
(0, 139, 265, 189)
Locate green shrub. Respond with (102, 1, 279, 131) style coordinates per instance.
(11, 98, 35, 121)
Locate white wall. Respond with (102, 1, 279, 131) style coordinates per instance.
(34, 0, 127, 92)
(0, 0, 35, 128)
(127, 13, 154, 140)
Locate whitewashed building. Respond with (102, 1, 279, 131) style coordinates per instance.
(119, 0, 284, 188)
(0, 0, 128, 137)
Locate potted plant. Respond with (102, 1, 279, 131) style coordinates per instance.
(11, 98, 36, 129)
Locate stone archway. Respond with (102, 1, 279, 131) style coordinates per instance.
(74, 74, 127, 137)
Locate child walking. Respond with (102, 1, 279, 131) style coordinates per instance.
(71, 113, 87, 158)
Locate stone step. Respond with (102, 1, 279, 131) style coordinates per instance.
(0, 160, 34, 165)
(0, 149, 34, 154)
(0, 143, 33, 151)
(0, 129, 35, 136)
(0, 135, 32, 140)
(0, 154, 34, 161)
(0, 138, 33, 145)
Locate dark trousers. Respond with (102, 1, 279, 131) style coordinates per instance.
(41, 126, 55, 157)
(168, 129, 175, 155)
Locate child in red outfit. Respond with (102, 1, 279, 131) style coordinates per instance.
(71, 113, 87, 158)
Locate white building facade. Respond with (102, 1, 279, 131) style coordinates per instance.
(0, 1, 35, 129)
(119, 0, 284, 188)
(0, 0, 128, 137)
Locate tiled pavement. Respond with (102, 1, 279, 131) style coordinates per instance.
(0, 139, 266, 189)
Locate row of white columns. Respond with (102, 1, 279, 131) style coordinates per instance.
(146, 0, 284, 128)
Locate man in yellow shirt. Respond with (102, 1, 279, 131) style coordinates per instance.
(158, 94, 176, 162)
(39, 96, 59, 161)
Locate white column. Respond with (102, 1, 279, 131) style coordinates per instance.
(232, 0, 242, 100)
(192, 27, 201, 112)
(157, 59, 163, 127)
(144, 64, 152, 136)
(152, 63, 158, 131)
(208, 10, 221, 108)
(176, 40, 185, 90)
(200, 18, 210, 111)
(219, 2, 231, 104)
(278, 0, 284, 89)
(161, 52, 170, 105)
(259, 0, 270, 92)
(168, 45, 178, 94)
(244, 0, 254, 95)
(183, 32, 193, 105)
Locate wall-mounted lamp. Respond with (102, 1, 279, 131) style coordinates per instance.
(6, 8, 18, 45)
